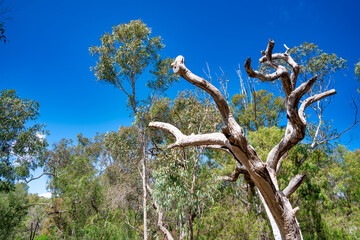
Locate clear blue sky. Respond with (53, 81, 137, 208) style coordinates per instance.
(1, 0, 360, 195)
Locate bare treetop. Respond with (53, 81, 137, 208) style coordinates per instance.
(149, 40, 337, 239)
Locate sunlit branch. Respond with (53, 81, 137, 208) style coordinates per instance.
(283, 174, 306, 198)
(299, 89, 337, 125)
(171, 56, 231, 124)
(149, 122, 231, 149)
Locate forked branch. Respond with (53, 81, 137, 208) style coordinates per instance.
(149, 122, 231, 149)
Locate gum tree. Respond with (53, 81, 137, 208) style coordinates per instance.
(149, 40, 337, 239)
(0, 89, 47, 191)
(90, 20, 177, 239)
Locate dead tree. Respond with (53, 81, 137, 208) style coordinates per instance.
(149, 40, 336, 239)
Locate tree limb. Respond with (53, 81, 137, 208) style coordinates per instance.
(299, 89, 337, 125)
(283, 174, 306, 198)
(216, 163, 256, 215)
(171, 55, 231, 124)
(259, 42, 300, 90)
(149, 122, 231, 149)
(25, 172, 54, 184)
(216, 163, 248, 182)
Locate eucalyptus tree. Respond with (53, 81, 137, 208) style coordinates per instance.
(150, 40, 340, 239)
(231, 89, 285, 132)
(150, 91, 223, 239)
(0, 89, 48, 191)
(90, 20, 177, 239)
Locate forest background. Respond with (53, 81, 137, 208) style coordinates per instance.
(1, 0, 360, 239)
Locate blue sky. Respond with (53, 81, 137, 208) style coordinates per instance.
(1, 0, 360, 195)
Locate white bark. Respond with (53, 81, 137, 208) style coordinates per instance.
(150, 40, 336, 240)
(257, 189, 283, 240)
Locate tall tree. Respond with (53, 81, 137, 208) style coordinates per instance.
(90, 19, 177, 239)
(150, 39, 339, 239)
(0, 89, 47, 191)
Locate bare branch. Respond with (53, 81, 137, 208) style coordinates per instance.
(275, 151, 288, 175)
(216, 163, 248, 182)
(290, 76, 318, 103)
(317, 121, 360, 145)
(25, 172, 54, 184)
(245, 57, 283, 82)
(265, 39, 277, 69)
(119, 211, 142, 234)
(283, 174, 306, 198)
(171, 56, 231, 124)
(318, 97, 359, 145)
(245, 57, 292, 96)
(149, 122, 231, 149)
(259, 42, 300, 89)
(299, 89, 337, 125)
(284, 44, 290, 54)
(292, 207, 300, 216)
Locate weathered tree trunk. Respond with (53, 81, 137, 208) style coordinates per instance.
(149, 40, 335, 239)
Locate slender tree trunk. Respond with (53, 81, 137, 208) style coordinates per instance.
(141, 132, 148, 240)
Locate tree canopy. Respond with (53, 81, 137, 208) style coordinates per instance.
(0, 90, 47, 191)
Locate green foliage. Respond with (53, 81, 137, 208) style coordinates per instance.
(0, 183, 29, 239)
(150, 91, 223, 237)
(274, 142, 360, 239)
(196, 201, 272, 240)
(81, 212, 141, 240)
(356, 60, 360, 92)
(289, 42, 347, 83)
(0, 89, 48, 191)
(40, 133, 143, 239)
(102, 126, 143, 209)
(7, 33, 358, 239)
(356, 60, 360, 80)
(289, 42, 347, 108)
(232, 90, 285, 132)
(90, 20, 178, 112)
(247, 126, 284, 160)
(41, 135, 103, 238)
